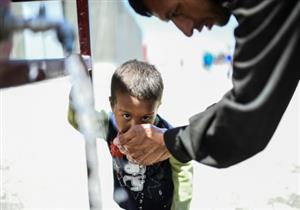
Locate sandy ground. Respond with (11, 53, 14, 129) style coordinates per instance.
(1, 62, 299, 210)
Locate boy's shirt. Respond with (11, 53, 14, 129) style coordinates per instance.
(68, 105, 193, 210)
(107, 112, 174, 210)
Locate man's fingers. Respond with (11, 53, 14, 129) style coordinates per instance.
(119, 126, 147, 149)
(137, 146, 170, 166)
(118, 127, 136, 145)
(128, 150, 145, 161)
(118, 145, 128, 154)
(115, 124, 168, 166)
(134, 147, 156, 165)
(126, 154, 139, 164)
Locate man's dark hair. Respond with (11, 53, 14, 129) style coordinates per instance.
(128, 0, 152, 17)
(111, 59, 163, 105)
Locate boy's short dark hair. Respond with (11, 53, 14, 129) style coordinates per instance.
(111, 59, 163, 105)
(128, 0, 152, 17)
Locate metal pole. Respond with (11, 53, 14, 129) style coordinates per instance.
(75, 0, 102, 209)
(76, 0, 92, 56)
(66, 54, 102, 210)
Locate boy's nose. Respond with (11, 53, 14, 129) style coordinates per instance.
(129, 118, 139, 127)
(172, 17, 194, 37)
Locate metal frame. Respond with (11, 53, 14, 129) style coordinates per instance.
(0, 1, 102, 209)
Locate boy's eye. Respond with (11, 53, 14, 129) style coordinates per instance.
(142, 116, 153, 122)
(122, 113, 131, 120)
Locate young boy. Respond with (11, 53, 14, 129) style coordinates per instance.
(68, 59, 193, 210)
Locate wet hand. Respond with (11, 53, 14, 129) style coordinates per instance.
(113, 124, 170, 165)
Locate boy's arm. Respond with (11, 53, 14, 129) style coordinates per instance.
(169, 156, 193, 210)
(67, 103, 79, 130)
(67, 98, 109, 139)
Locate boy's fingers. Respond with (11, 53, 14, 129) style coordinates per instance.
(113, 136, 120, 146)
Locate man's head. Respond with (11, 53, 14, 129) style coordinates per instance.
(128, 0, 230, 37)
(110, 59, 163, 132)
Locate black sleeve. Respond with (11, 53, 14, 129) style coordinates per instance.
(164, 0, 300, 168)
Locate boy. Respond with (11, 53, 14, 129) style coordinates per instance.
(68, 60, 193, 210)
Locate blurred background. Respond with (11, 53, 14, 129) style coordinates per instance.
(1, 1, 299, 210)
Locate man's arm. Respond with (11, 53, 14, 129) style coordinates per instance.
(118, 0, 299, 168)
(164, 0, 300, 168)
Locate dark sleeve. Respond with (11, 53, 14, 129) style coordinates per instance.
(164, 0, 300, 168)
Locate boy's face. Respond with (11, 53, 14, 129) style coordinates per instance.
(110, 91, 161, 133)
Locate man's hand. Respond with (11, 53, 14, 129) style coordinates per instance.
(113, 124, 171, 165)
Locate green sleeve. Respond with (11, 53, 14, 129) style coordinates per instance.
(68, 103, 79, 130)
(67, 100, 109, 139)
(169, 156, 193, 210)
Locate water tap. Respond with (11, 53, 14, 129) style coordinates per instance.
(0, 3, 74, 54)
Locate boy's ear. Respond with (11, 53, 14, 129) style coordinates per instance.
(157, 100, 162, 107)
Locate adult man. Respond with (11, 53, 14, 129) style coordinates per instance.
(115, 0, 299, 168)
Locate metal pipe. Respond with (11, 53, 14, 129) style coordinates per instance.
(66, 54, 102, 210)
(0, 55, 92, 88)
(0, 3, 74, 54)
(75, 0, 102, 209)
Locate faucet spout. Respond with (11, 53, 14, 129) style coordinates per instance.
(0, 3, 75, 54)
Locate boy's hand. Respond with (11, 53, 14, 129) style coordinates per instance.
(113, 124, 171, 165)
